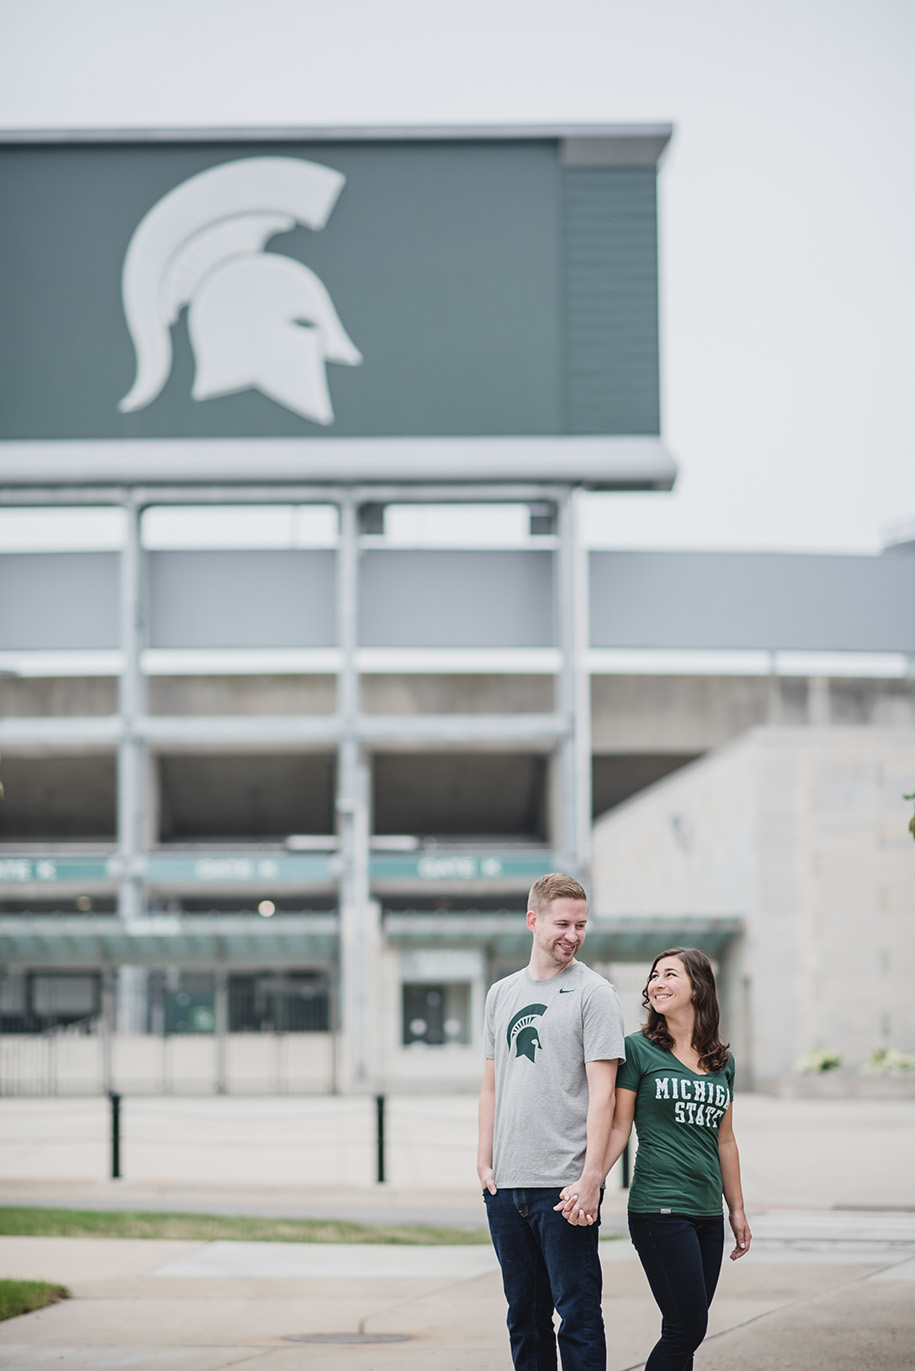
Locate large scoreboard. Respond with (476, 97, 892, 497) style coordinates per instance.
(0, 125, 673, 488)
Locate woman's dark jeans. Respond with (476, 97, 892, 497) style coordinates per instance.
(628, 1212, 724, 1371)
(484, 1187, 605, 1371)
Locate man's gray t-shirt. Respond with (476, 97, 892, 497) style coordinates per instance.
(483, 960, 625, 1188)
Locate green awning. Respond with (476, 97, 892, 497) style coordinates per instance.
(383, 914, 743, 961)
(0, 915, 338, 968)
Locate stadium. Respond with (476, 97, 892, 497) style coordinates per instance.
(1, 124, 912, 1096)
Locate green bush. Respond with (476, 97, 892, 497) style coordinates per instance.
(794, 1048, 842, 1074)
(865, 1047, 915, 1076)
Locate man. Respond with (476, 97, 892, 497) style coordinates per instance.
(478, 872, 625, 1371)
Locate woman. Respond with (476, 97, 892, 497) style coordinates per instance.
(557, 947, 751, 1370)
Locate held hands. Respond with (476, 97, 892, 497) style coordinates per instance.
(553, 1175, 601, 1226)
(728, 1207, 751, 1260)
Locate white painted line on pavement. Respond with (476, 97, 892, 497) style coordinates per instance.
(868, 1256, 915, 1281)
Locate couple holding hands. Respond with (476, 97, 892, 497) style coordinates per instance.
(478, 873, 751, 1371)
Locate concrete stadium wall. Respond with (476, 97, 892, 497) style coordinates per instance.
(4, 547, 913, 657)
(591, 727, 915, 1084)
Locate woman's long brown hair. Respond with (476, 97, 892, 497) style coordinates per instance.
(641, 947, 730, 1074)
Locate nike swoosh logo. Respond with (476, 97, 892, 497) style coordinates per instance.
(559, 988, 576, 994)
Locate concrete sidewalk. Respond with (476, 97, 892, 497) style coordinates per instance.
(1, 1094, 913, 1368)
(0, 1227, 913, 1370)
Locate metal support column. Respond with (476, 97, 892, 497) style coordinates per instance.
(571, 487, 593, 884)
(116, 490, 147, 1031)
(555, 486, 592, 886)
(375, 1094, 387, 1184)
(109, 1091, 122, 1180)
(336, 493, 372, 1086)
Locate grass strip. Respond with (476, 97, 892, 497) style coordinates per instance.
(0, 1279, 70, 1323)
(0, 1206, 491, 1246)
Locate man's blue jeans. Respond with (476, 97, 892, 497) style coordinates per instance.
(483, 1186, 605, 1371)
(628, 1212, 724, 1370)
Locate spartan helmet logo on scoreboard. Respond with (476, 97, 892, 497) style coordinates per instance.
(118, 156, 362, 424)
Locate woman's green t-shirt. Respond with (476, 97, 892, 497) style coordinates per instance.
(616, 1032, 734, 1216)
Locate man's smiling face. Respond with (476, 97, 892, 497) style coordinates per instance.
(528, 897, 588, 970)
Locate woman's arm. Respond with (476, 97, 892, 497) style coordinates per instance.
(718, 1103, 751, 1259)
(602, 1085, 636, 1178)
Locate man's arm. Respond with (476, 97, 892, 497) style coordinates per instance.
(555, 1084, 634, 1221)
(559, 1058, 618, 1225)
(477, 1057, 497, 1194)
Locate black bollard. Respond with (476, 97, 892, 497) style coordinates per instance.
(109, 1091, 121, 1180)
(375, 1094, 386, 1184)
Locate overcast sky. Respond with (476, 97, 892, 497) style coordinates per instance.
(2, 0, 913, 554)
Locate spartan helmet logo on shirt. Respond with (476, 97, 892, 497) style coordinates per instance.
(118, 156, 362, 424)
(507, 1004, 548, 1063)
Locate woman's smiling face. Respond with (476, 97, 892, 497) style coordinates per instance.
(647, 955, 693, 1015)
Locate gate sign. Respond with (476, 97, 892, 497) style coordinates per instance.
(146, 853, 336, 884)
(0, 850, 554, 887)
(0, 126, 674, 488)
(370, 851, 555, 883)
(0, 856, 115, 883)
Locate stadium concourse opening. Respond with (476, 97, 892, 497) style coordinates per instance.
(157, 753, 337, 841)
(0, 754, 117, 841)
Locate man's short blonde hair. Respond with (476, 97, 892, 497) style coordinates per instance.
(527, 872, 588, 915)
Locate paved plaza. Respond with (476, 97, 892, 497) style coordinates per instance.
(0, 1093, 914, 1369)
